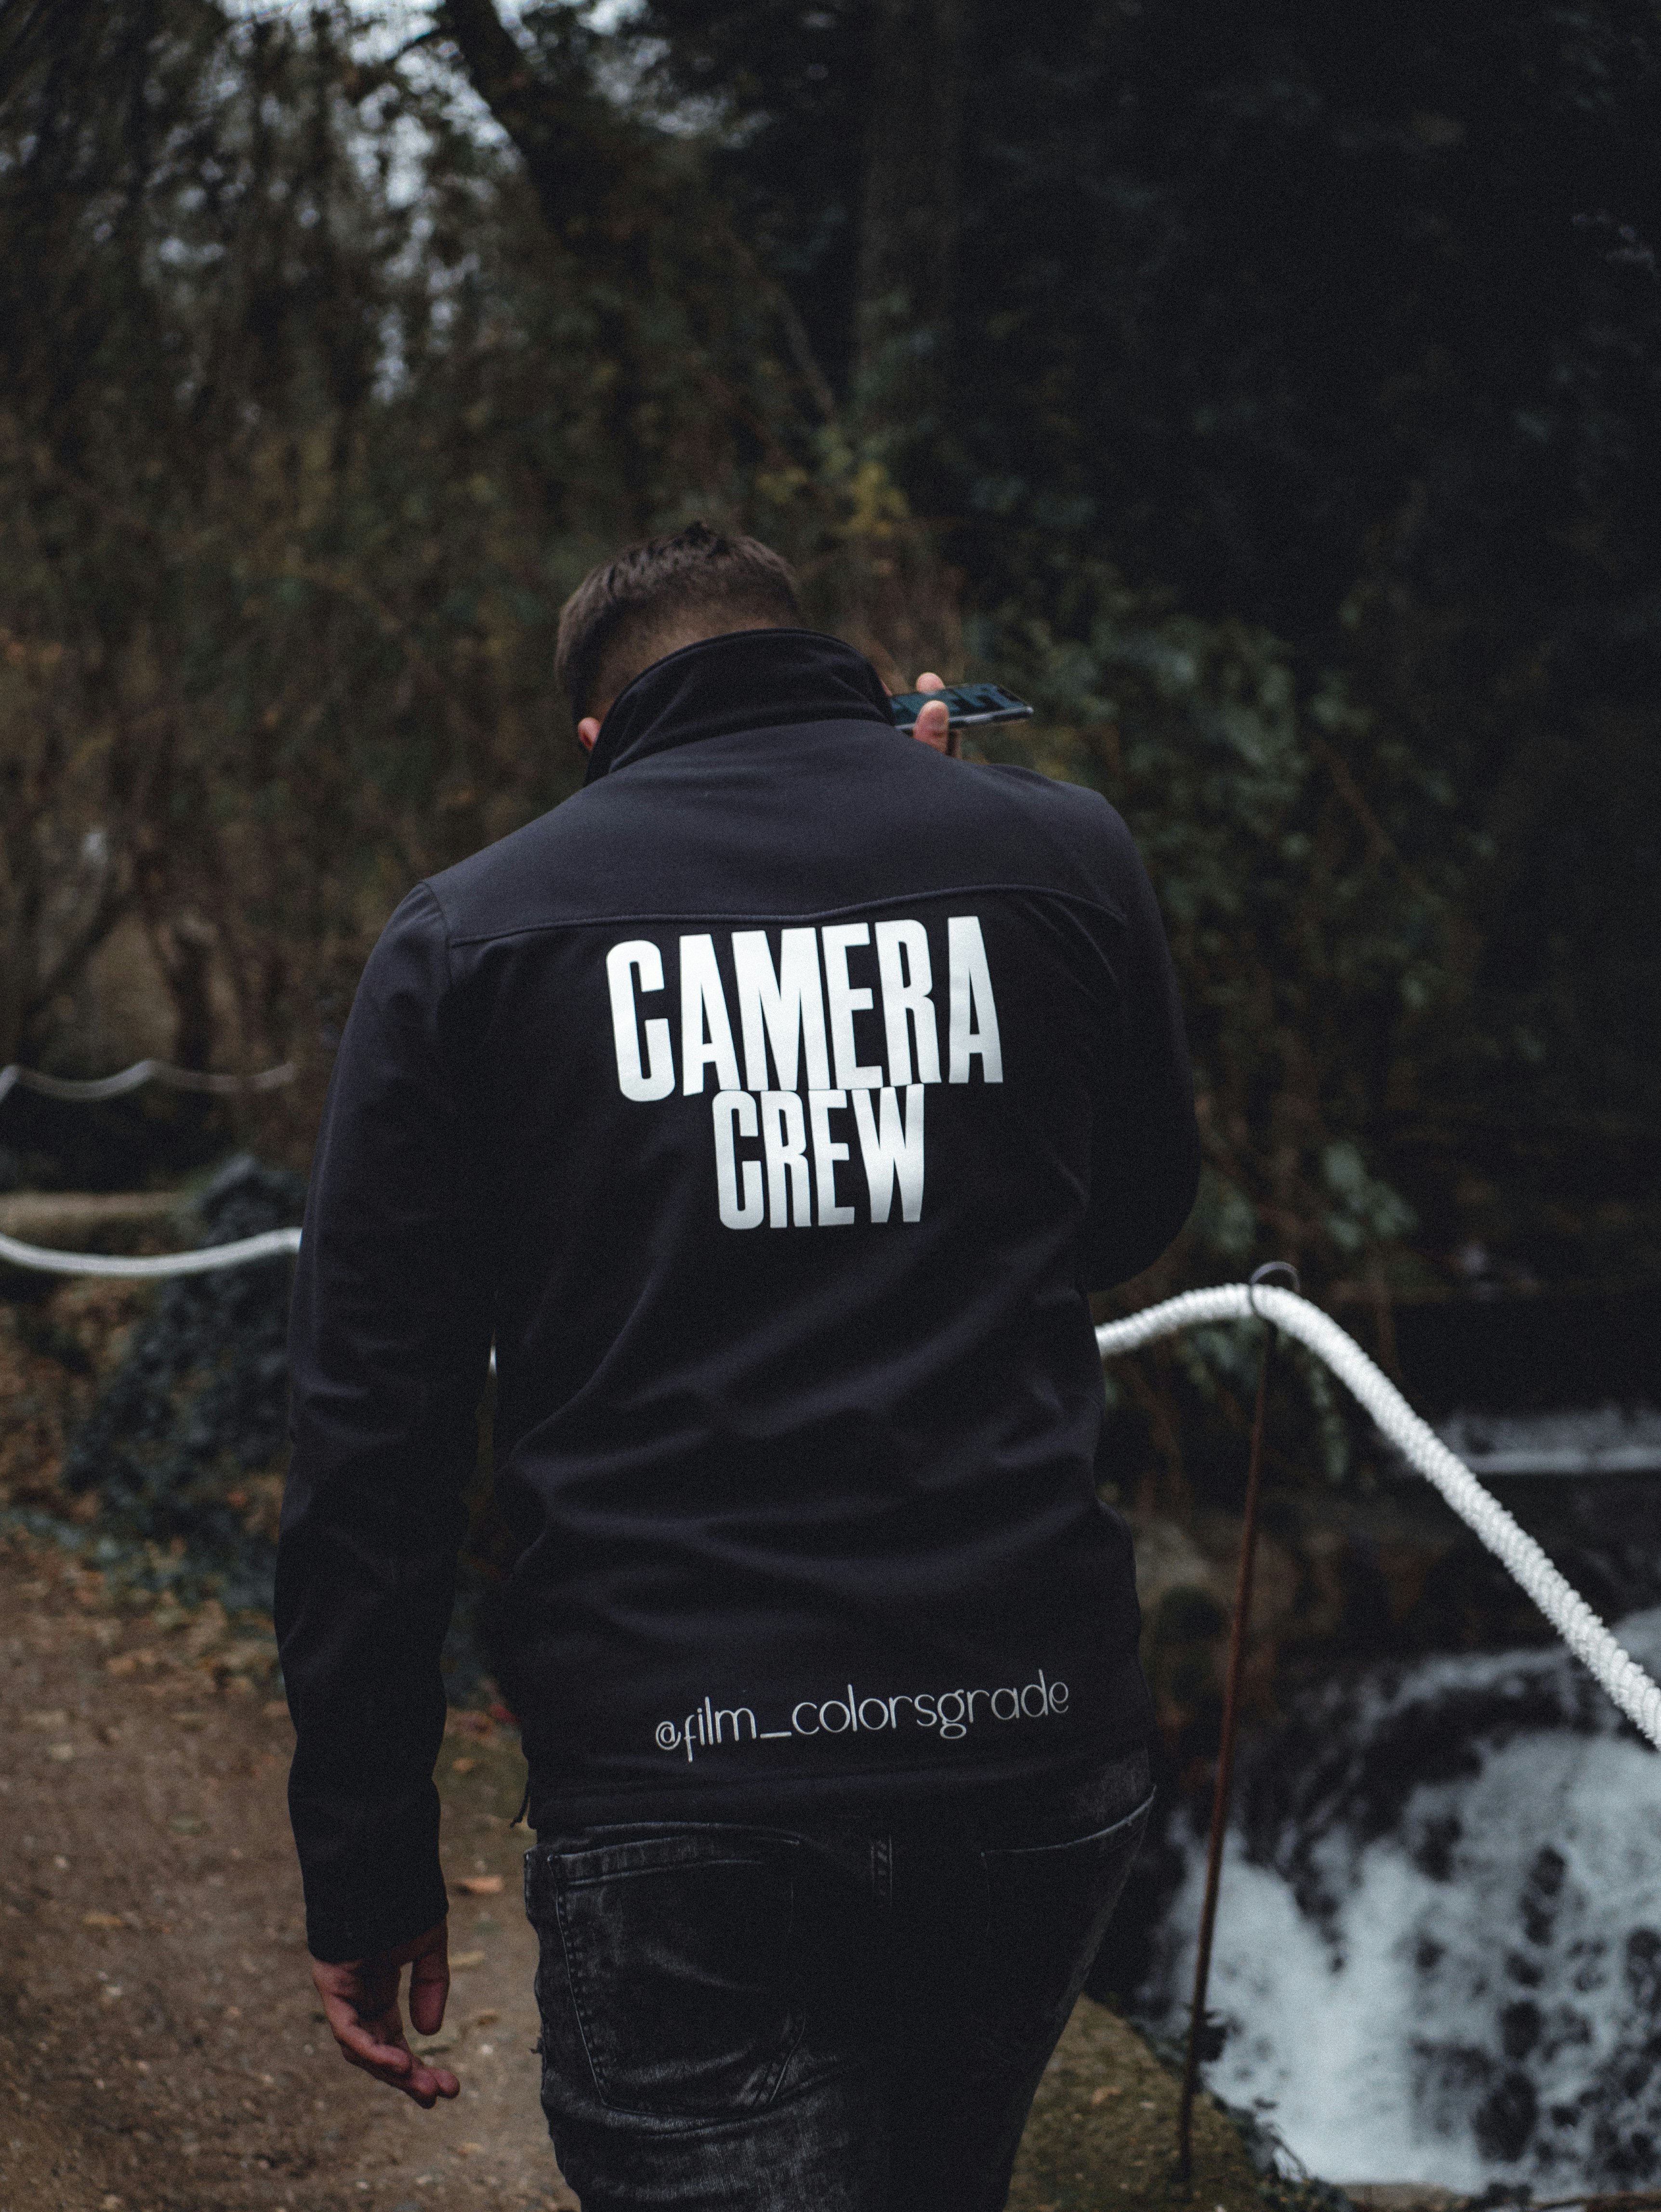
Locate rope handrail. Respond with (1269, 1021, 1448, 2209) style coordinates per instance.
(1098, 1284, 1661, 1751)
(0, 1228, 1652, 1750)
(0, 1224, 301, 1278)
(0, 1056, 296, 1106)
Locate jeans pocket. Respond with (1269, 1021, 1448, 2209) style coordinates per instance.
(977, 1787, 1156, 2031)
(530, 1829, 804, 2120)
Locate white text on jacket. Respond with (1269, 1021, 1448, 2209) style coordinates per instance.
(605, 917, 1002, 1228)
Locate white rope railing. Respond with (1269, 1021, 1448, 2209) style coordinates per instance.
(0, 1226, 1652, 1748)
(0, 1224, 301, 1278)
(1099, 1283, 1661, 1752)
(0, 1055, 296, 1106)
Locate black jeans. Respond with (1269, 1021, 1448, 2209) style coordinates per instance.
(523, 1750, 1153, 2212)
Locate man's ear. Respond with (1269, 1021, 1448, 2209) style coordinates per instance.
(576, 716, 601, 753)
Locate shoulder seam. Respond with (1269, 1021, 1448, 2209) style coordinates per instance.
(412, 878, 456, 991)
(442, 880, 1131, 948)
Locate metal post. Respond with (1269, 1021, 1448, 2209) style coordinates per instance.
(1176, 1261, 1298, 2186)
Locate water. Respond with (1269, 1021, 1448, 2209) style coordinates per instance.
(1142, 1608, 1661, 2191)
(1437, 1403, 1661, 1478)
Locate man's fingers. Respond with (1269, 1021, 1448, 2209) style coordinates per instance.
(321, 1990, 412, 2074)
(308, 1925, 456, 2107)
(349, 2050, 459, 2107)
(407, 1949, 449, 2037)
(416, 2062, 460, 2104)
(326, 2001, 458, 2106)
(913, 697, 951, 753)
(906, 672, 952, 753)
(339, 2037, 460, 2107)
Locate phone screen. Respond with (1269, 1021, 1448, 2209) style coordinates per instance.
(889, 683, 1034, 732)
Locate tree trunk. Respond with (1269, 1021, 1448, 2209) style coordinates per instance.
(437, 0, 596, 242)
(850, 0, 970, 478)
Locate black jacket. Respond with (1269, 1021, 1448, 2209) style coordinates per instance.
(277, 629, 1199, 1962)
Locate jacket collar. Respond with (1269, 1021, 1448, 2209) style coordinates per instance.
(582, 628, 895, 786)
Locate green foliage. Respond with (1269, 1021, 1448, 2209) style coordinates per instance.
(59, 1156, 303, 1606)
(1, 0, 1656, 1548)
(978, 568, 1458, 1298)
(626, 0, 1661, 1298)
(0, 0, 869, 1102)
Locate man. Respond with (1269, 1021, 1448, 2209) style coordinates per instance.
(277, 520, 1199, 2211)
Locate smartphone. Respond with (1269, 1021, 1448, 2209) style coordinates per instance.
(889, 681, 1034, 733)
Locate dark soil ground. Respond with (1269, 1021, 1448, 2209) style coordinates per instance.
(0, 1266, 1289, 2212)
(0, 1534, 579, 2212)
(0, 1534, 1270, 2212)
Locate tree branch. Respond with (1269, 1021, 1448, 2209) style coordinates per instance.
(437, 0, 590, 235)
(0, 0, 62, 106)
(23, 873, 136, 1042)
(851, 0, 970, 451)
(435, 0, 839, 427)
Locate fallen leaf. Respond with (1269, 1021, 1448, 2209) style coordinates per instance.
(468, 2010, 500, 2028)
(448, 1950, 486, 1970)
(1090, 2084, 1122, 2106)
(456, 2141, 484, 2156)
(100, 1983, 124, 2004)
(456, 1875, 502, 1896)
(450, 1756, 475, 1775)
(48, 1742, 75, 1761)
(81, 1911, 125, 1931)
(25, 1709, 68, 1729)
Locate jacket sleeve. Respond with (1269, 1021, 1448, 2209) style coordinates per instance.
(276, 883, 493, 1962)
(1077, 810, 1201, 1290)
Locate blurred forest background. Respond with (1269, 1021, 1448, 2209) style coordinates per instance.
(2, 0, 1659, 1339)
(5, 2, 1660, 2052)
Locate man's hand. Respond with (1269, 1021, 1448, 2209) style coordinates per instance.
(910, 671, 955, 755)
(310, 1919, 460, 2108)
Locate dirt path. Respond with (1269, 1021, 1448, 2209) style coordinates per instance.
(0, 1527, 1266, 2212)
(0, 1533, 574, 2212)
(0, 1273, 1276, 2212)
